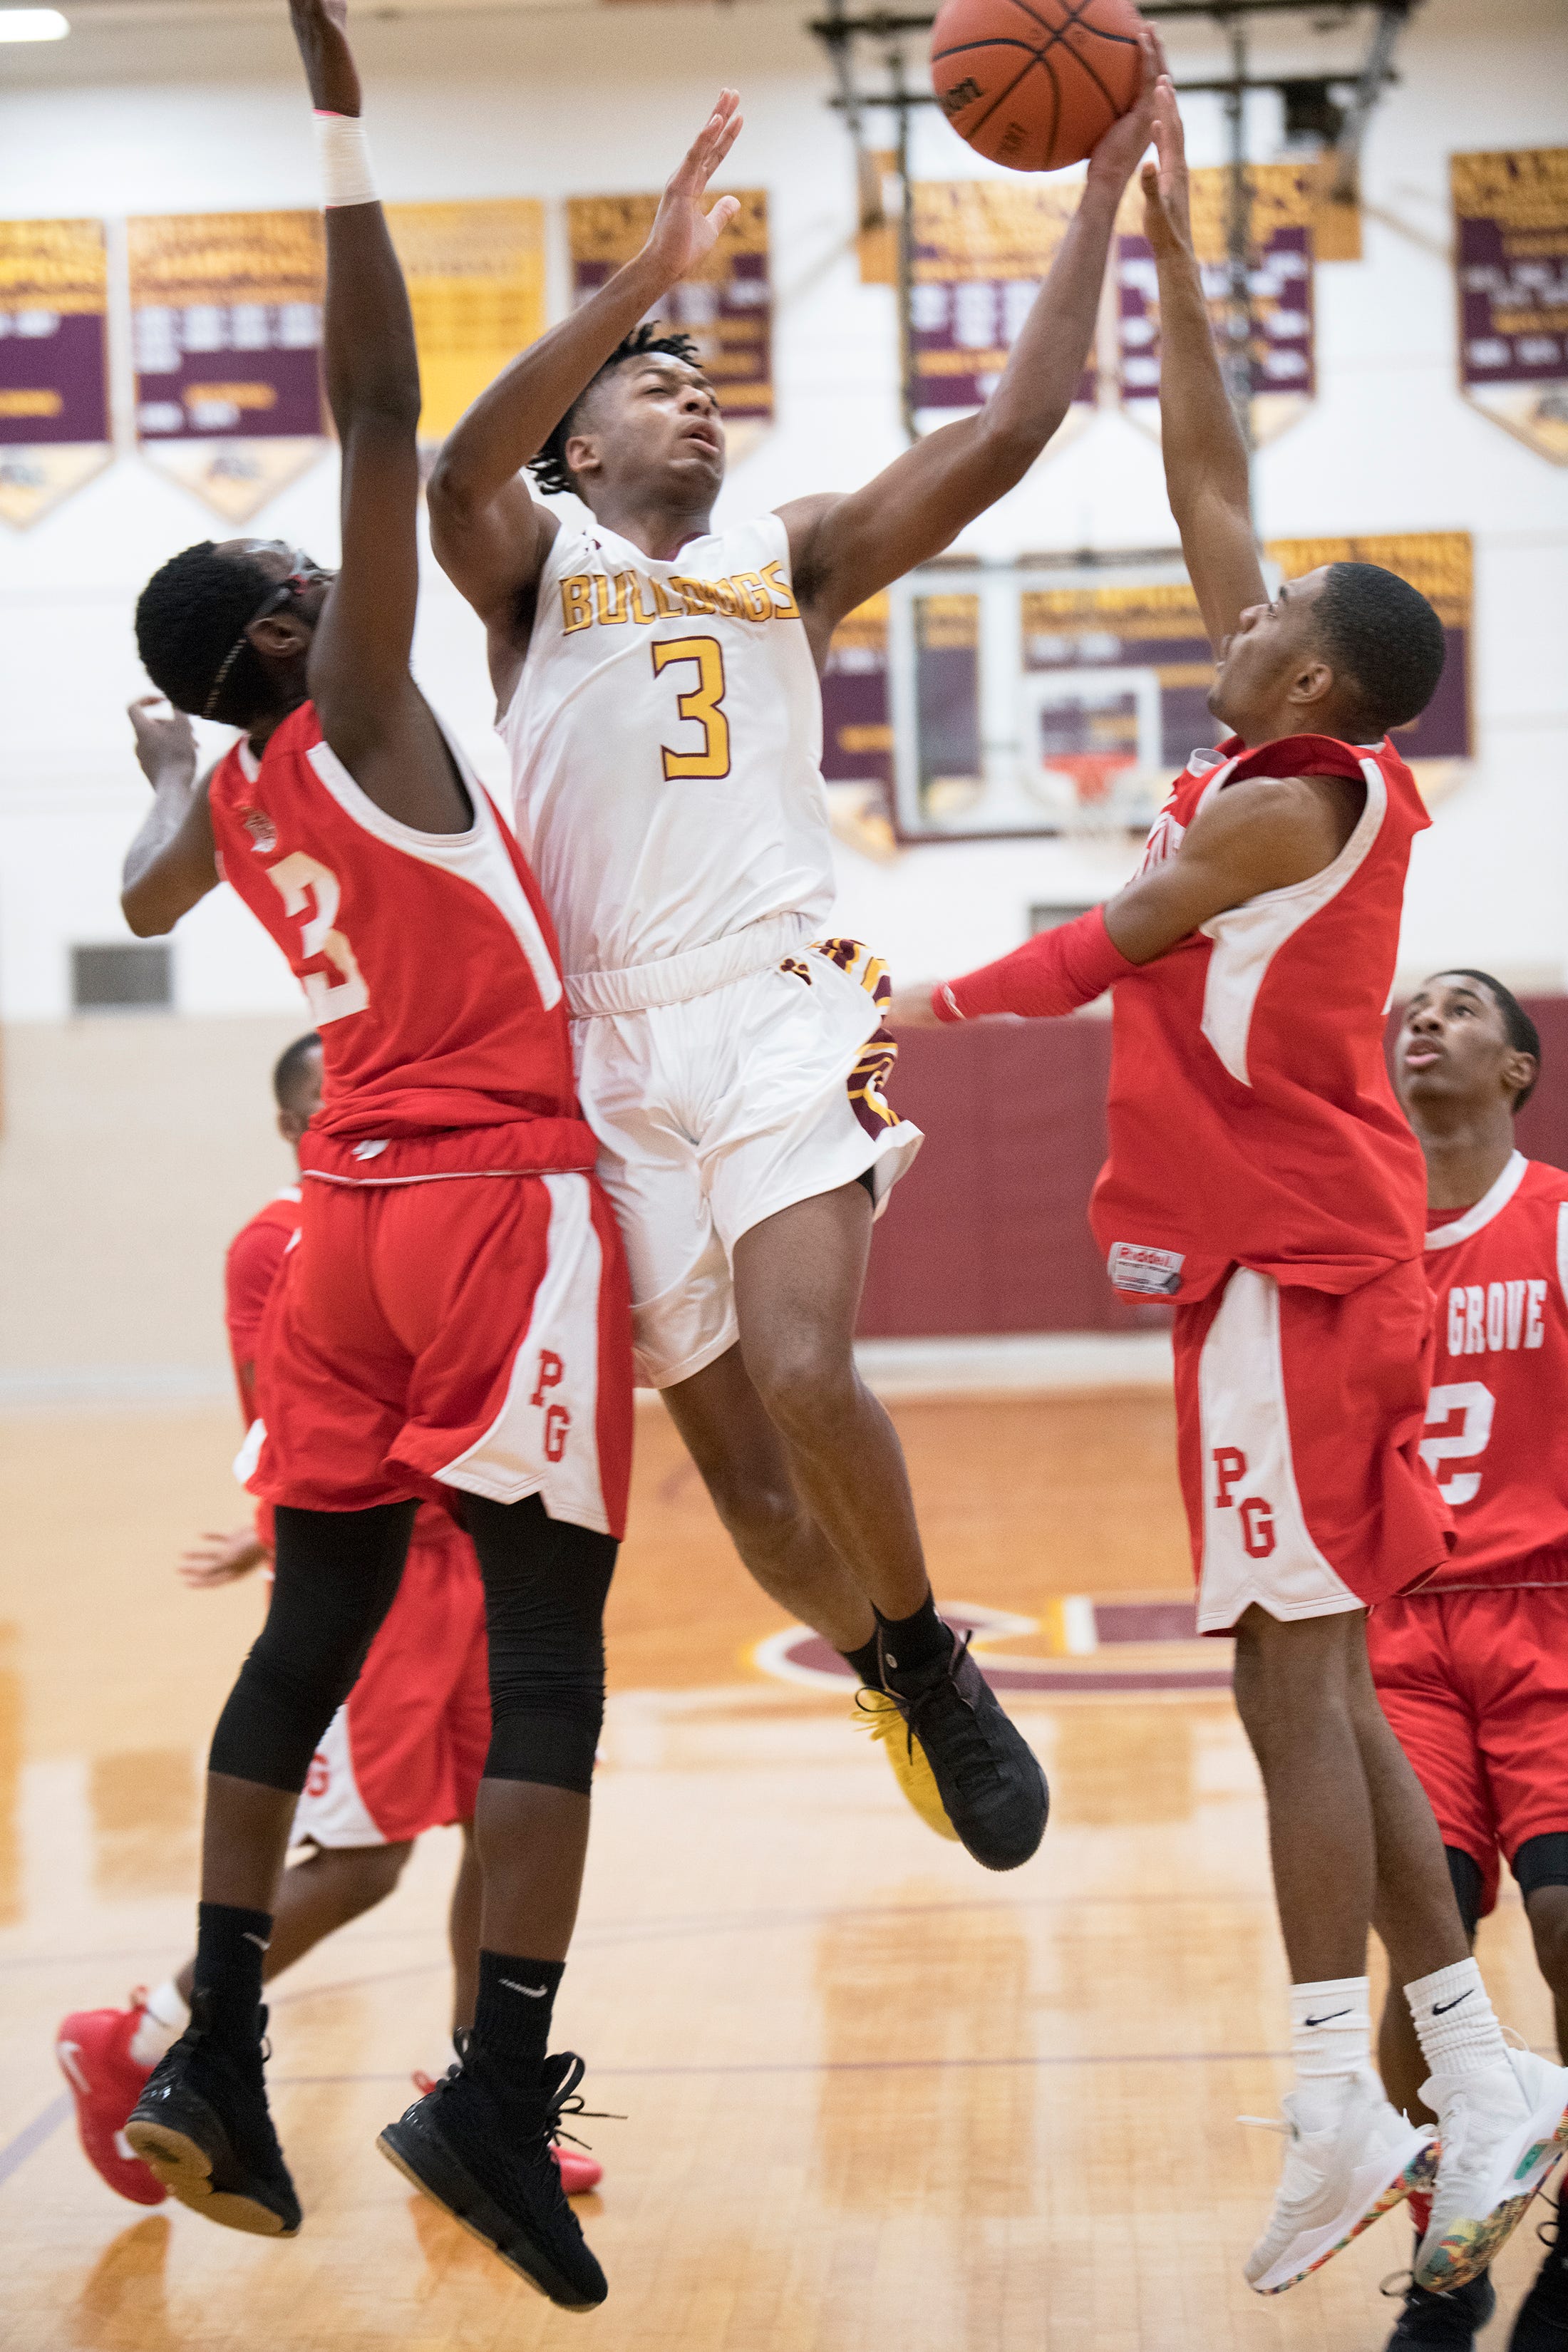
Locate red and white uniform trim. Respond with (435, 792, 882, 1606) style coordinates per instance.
(1093, 733, 1430, 1305)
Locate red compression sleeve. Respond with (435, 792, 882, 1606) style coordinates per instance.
(931, 905, 1138, 1023)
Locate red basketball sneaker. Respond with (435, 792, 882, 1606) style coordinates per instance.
(412, 2070, 603, 2194)
(56, 1996, 166, 2206)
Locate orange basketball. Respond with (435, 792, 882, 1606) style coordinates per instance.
(932, 0, 1145, 174)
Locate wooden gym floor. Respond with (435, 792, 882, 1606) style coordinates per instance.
(0, 1389, 1557, 2351)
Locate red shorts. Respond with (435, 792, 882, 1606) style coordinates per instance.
(292, 1506, 490, 1847)
(250, 1169, 632, 1538)
(1174, 1259, 1452, 1634)
(1367, 1587, 1568, 1917)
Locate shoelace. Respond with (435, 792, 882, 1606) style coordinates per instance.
(896, 1634, 993, 1785)
(430, 2038, 622, 2156)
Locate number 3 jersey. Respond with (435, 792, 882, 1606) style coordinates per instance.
(500, 513, 835, 992)
(1419, 1151, 1568, 1589)
(207, 702, 594, 1175)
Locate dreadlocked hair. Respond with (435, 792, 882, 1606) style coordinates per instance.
(1315, 561, 1448, 741)
(135, 540, 277, 727)
(527, 323, 703, 499)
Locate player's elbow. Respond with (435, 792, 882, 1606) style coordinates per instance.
(976, 401, 1068, 486)
(427, 438, 491, 530)
(120, 886, 172, 939)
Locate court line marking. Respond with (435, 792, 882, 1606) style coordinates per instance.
(272, 2051, 1300, 2086)
(0, 2092, 69, 2189)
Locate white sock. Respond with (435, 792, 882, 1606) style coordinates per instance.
(128, 1977, 190, 2068)
(1290, 1976, 1373, 2099)
(1405, 1957, 1510, 2085)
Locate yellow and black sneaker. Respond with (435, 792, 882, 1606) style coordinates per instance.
(855, 1687, 959, 1840)
(880, 1626, 1048, 1872)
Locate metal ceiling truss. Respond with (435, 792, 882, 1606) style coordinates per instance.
(813, 0, 1421, 452)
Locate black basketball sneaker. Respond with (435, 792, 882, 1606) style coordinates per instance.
(880, 1624, 1048, 1872)
(125, 1993, 300, 2236)
(1510, 2194, 1568, 2351)
(378, 2039, 607, 2310)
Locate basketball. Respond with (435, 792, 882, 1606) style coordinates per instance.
(931, 0, 1145, 173)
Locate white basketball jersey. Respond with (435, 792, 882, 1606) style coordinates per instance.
(500, 512, 835, 980)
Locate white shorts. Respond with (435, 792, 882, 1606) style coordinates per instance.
(572, 932, 923, 1388)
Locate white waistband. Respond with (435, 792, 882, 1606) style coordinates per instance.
(565, 911, 813, 1017)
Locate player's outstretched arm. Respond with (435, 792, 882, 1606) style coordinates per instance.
(887, 771, 1351, 1025)
(289, 0, 468, 832)
(428, 94, 743, 651)
(120, 697, 220, 935)
(1141, 80, 1267, 651)
(783, 36, 1160, 657)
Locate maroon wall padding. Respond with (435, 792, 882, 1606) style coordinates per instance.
(858, 996, 1568, 1341)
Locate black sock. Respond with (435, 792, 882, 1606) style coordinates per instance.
(875, 1591, 950, 1679)
(840, 1634, 884, 1690)
(475, 1949, 564, 2076)
(193, 1901, 272, 2046)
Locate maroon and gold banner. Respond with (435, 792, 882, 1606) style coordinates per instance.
(1116, 165, 1336, 447)
(1451, 149, 1568, 466)
(908, 179, 1094, 441)
(128, 210, 326, 522)
(0, 218, 111, 531)
(567, 191, 771, 460)
(1271, 532, 1472, 778)
(386, 200, 546, 453)
(820, 592, 897, 853)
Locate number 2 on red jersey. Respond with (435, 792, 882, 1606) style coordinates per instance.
(1420, 1380, 1495, 1507)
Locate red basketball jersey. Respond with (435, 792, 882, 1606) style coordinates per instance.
(1090, 733, 1430, 1305)
(208, 703, 593, 1174)
(1418, 1154, 1568, 1590)
(225, 1185, 301, 1425)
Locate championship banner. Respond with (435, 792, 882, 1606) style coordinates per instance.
(820, 592, 898, 855)
(1451, 150, 1568, 466)
(0, 218, 111, 531)
(908, 179, 1095, 441)
(128, 210, 326, 523)
(1269, 531, 1473, 783)
(386, 200, 546, 453)
(1116, 164, 1336, 446)
(567, 191, 771, 462)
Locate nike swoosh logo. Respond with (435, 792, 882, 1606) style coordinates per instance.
(1433, 1991, 1474, 2016)
(500, 1979, 549, 1998)
(57, 2041, 90, 2097)
(1304, 2009, 1352, 2027)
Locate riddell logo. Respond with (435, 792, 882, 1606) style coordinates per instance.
(1108, 1242, 1185, 1298)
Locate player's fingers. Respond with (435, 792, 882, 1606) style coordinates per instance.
(707, 195, 741, 237)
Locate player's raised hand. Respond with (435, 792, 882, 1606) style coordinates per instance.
(1085, 26, 1165, 192)
(287, 0, 361, 117)
(127, 694, 197, 790)
(1139, 76, 1193, 257)
(642, 91, 744, 287)
(178, 1526, 270, 1589)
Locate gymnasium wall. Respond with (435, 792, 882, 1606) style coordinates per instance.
(1, 0, 1567, 1026)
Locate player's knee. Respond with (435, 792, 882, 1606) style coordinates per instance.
(743, 1329, 860, 1437)
(208, 1644, 361, 1793)
(485, 1677, 603, 1796)
(703, 1461, 805, 1558)
(327, 1840, 412, 1915)
(1521, 1866, 1568, 1995)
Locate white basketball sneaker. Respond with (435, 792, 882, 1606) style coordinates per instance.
(1415, 2047, 1568, 2292)
(1243, 2068, 1438, 2296)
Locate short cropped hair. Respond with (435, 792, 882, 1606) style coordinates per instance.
(135, 540, 277, 728)
(527, 322, 703, 499)
(272, 1031, 322, 1115)
(1435, 969, 1541, 1110)
(1315, 561, 1448, 741)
